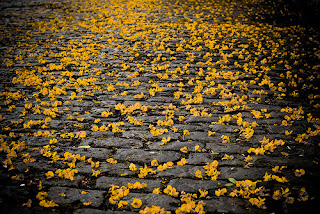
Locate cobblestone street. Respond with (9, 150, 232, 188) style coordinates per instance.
(0, 0, 320, 213)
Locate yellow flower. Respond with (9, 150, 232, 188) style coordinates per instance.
(222, 154, 231, 160)
(294, 169, 305, 177)
(45, 171, 54, 179)
(241, 127, 254, 139)
(140, 206, 170, 214)
(152, 188, 161, 194)
(249, 197, 266, 209)
(194, 145, 201, 152)
(134, 93, 146, 99)
(163, 185, 179, 197)
(22, 199, 32, 207)
(129, 163, 137, 171)
(93, 118, 101, 123)
(92, 169, 101, 177)
(101, 111, 113, 117)
(128, 182, 147, 189)
(39, 200, 59, 207)
(151, 160, 159, 167)
(75, 131, 86, 139)
(215, 188, 227, 196)
(118, 200, 128, 208)
(131, 198, 142, 209)
(36, 192, 47, 200)
(178, 116, 185, 121)
(180, 147, 188, 153)
(208, 131, 215, 136)
(221, 135, 231, 143)
(161, 136, 171, 145)
(106, 158, 117, 164)
(177, 158, 188, 166)
(195, 170, 203, 179)
(183, 130, 190, 135)
(107, 85, 116, 92)
(83, 200, 92, 206)
(272, 190, 281, 200)
(91, 125, 99, 131)
(251, 110, 262, 119)
(171, 127, 178, 132)
(199, 189, 208, 198)
(285, 130, 293, 136)
(109, 196, 118, 205)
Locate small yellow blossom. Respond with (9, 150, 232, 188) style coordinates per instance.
(131, 198, 142, 208)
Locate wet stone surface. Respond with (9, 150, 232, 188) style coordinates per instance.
(0, 0, 320, 213)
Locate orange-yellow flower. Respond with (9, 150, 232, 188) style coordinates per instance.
(294, 169, 305, 177)
(39, 200, 58, 207)
(129, 163, 137, 171)
(151, 160, 159, 167)
(131, 198, 142, 208)
(199, 189, 208, 198)
(195, 170, 203, 179)
(183, 130, 190, 135)
(45, 171, 54, 179)
(152, 188, 161, 194)
(118, 200, 128, 208)
(215, 188, 227, 196)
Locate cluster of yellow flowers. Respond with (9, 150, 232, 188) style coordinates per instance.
(248, 137, 285, 155)
(0, 0, 319, 212)
(176, 192, 206, 214)
(108, 184, 144, 209)
(203, 160, 220, 180)
(229, 180, 266, 209)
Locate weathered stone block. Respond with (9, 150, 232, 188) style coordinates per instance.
(113, 149, 181, 163)
(96, 177, 161, 192)
(47, 187, 105, 207)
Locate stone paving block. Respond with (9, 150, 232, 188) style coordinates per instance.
(209, 124, 239, 133)
(156, 165, 204, 178)
(19, 136, 52, 147)
(147, 96, 176, 103)
(89, 137, 144, 149)
(219, 167, 267, 180)
(174, 124, 209, 132)
(206, 142, 251, 154)
(186, 153, 220, 165)
(168, 178, 225, 193)
(148, 141, 205, 151)
(134, 132, 181, 141)
(121, 130, 153, 139)
(74, 209, 137, 214)
(113, 149, 181, 163)
(76, 162, 140, 176)
(123, 193, 180, 211)
(14, 159, 60, 173)
(65, 148, 113, 160)
(184, 131, 214, 142)
(73, 209, 109, 214)
(203, 197, 265, 214)
(218, 155, 245, 166)
(89, 132, 115, 139)
(41, 175, 85, 187)
(185, 116, 219, 124)
(134, 115, 166, 123)
(47, 186, 105, 207)
(96, 177, 161, 192)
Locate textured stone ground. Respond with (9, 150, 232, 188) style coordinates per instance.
(0, 0, 320, 213)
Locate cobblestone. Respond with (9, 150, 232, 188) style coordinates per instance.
(47, 187, 105, 208)
(0, 0, 320, 213)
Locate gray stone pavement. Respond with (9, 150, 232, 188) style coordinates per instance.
(0, 0, 320, 213)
